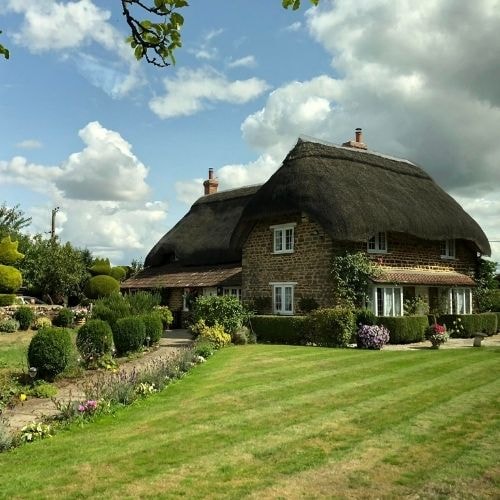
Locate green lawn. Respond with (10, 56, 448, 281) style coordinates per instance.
(0, 331, 32, 375)
(1, 345, 499, 498)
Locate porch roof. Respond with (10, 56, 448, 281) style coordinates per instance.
(121, 263, 242, 289)
(372, 268, 476, 286)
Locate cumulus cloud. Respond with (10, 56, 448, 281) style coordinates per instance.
(284, 21, 302, 32)
(149, 67, 270, 119)
(188, 28, 224, 60)
(6, 0, 143, 97)
(227, 55, 257, 69)
(15, 139, 43, 149)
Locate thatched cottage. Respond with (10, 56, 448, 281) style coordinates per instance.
(122, 131, 490, 326)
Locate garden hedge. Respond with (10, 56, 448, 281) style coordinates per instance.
(250, 315, 308, 345)
(376, 315, 428, 344)
(140, 313, 164, 345)
(113, 316, 146, 355)
(85, 275, 120, 299)
(437, 313, 498, 337)
(0, 294, 15, 306)
(14, 306, 35, 330)
(306, 307, 355, 347)
(76, 319, 113, 359)
(53, 308, 74, 327)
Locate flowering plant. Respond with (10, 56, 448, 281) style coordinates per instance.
(426, 323, 449, 348)
(78, 399, 98, 415)
(357, 324, 390, 350)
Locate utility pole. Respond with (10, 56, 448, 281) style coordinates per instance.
(51, 206, 60, 239)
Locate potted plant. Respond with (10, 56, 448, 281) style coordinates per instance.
(426, 323, 448, 349)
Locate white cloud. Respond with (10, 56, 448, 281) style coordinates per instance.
(285, 21, 302, 32)
(6, 0, 143, 97)
(149, 67, 270, 119)
(228, 55, 257, 69)
(189, 28, 223, 60)
(15, 139, 43, 149)
(175, 178, 204, 205)
(56, 121, 150, 202)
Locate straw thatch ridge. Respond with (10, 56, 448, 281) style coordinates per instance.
(231, 139, 491, 255)
(145, 185, 261, 267)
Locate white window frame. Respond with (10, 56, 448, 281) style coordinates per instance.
(270, 282, 296, 315)
(182, 287, 191, 312)
(448, 288, 472, 314)
(372, 286, 403, 316)
(202, 287, 218, 297)
(223, 287, 242, 301)
(367, 232, 387, 253)
(440, 239, 456, 259)
(270, 223, 296, 254)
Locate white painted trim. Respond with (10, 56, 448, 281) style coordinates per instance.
(269, 282, 298, 286)
(269, 223, 297, 230)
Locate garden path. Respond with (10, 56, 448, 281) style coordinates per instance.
(3, 329, 193, 432)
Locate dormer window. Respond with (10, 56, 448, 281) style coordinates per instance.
(440, 239, 455, 259)
(367, 232, 387, 253)
(271, 223, 296, 254)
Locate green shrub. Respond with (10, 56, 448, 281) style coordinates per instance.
(76, 319, 113, 361)
(14, 306, 35, 330)
(232, 326, 249, 345)
(33, 316, 52, 330)
(437, 313, 498, 337)
(27, 381, 58, 399)
(377, 315, 428, 344)
(85, 275, 120, 299)
(27, 327, 73, 380)
(192, 295, 249, 335)
(190, 320, 231, 349)
(0, 294, 15, 306)
(140, 313, 164, 345)
(0, 318, 19, 333)
(193, 338, 215, 358)
(306, 307, 355, 347)
(153, 306, 174, 328)
(298, 297, 319, 314)
(0, 265, 22, 293)
(250, 315, 308, 345)
(127, 290, 161, 315)
(109, 266, 127, 282)
(53, 308, 74, 327)
(113, 316, 146, 355)
(89, 258, 112, 276)
(490, 290, 500, 311)
(494, 313, 500, 333)
(92, 293, 131, 330)
(355, 309, 376, 327)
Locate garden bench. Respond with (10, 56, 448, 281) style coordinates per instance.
(473, 332, 488, 347)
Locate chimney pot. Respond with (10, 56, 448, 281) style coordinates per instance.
(342, 128, 367, 150)
(208, 168, 213, 180)
(203, 168, 219, 195)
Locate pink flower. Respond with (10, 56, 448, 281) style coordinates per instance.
(78, 405, 85, 412)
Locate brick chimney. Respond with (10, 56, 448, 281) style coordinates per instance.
(342, 128, 367, 150)
(203, 168, 219, 195)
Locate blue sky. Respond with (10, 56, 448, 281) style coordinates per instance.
(1, 0, 499, 265)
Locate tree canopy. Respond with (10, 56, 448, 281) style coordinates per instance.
(1, 0, 320, 65)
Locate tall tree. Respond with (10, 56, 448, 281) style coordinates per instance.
(0, 203, 31, 238)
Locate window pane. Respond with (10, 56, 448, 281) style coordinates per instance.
(284, 286, 292, 312)
(368, 236, 375, 250)
(449, 240, 455, 258)
(384, 288, 394, 316)
(377, 288, 383, 316)
(274, 229, 283, 251)
(394, 288, 401, 315)
(275, 286, 282, 312)
(465, 289, 471, 314)
(285, 228, 293, 251)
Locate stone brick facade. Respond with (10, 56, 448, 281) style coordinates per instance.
(242, 213, 478, 314)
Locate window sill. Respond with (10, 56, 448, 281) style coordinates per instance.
(367, 249, 388, 254)
(273, 250, 294, 255)
(440, 256, 456, 260)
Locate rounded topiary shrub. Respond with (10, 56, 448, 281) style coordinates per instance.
(14, 306, 35, 330)
(85, 275, 120, 299)
(0, 265, 22, 293)
(52, 308, 74, 327)
(0, 318, 20, 333)
(89, 258, 112, 276)
(0, 294, 15, 306)
(27, 327, 73, 380)
(109, 266, 126, 282)
(76, 319, 113, 360)
(141, 313, 164, 345)
(113, 316, 146, 355)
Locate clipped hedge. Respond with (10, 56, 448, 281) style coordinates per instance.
(377, 315, 428, 344)
(85, 275, 120, 299)
(76, 319, 113, 360)
(14, 306, 35, 330)
(306, 307, 355, 347)
(140, 313, 164, 345)
(53, 308, 74, 327)
(27, 327, 73, 380)
(250, 315, 308, 345)
(437, 313, 498, 337)
(109, 266, 127, 282)
(0, 294, 15, 306)
(113, 316, 146, 355)
(0, 265, 22, 293)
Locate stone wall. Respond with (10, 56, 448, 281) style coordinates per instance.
(242, 214, 478, 313)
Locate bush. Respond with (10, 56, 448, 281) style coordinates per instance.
(92, 293, 131, 330)
(232, 326, 249, 345)
(190, 320, 231, 349)
(357, 324, 390, 349)
(377, 316, 428, 344)
(53, 308, 74, 328)
(0, 318, 19, 333)
(113, 316, 146, 355)
(89, 258, 112, 276)
(0, 265, 22, 293)
(437, 313, 498, 337)
(191, 295, 248, 335)
(250, 315, 308, 345)
(27, 327, 73, 380)
(193, 338, 215, 358)
(0, 294, 15, 306)
(306, 307, 355, 347)
(33, 316, 52, 330)
(127, 291, 161, 315)
(153, 306, 174, 329)
(85, 275, 120, 299)
(109, 266, 127, 282)
(298, 297, 319, 314)
(491, 290, 500, 311)
(355, 309, 376, 327)
(14, 306, 35, 330)
(140, 313, 164, 345)
(76, 319, 113, 361)
(0, 418, 14, 452)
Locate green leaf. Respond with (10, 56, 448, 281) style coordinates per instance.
(134, 45, 144, 60)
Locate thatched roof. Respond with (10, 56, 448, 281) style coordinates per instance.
(145, 185, 260, 267)
(121, 263, 242, 289)
(231, 139, 490, 255)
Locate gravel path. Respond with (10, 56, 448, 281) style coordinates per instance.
(383, 333, 500, 350)
(3, 330, 193, 432)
